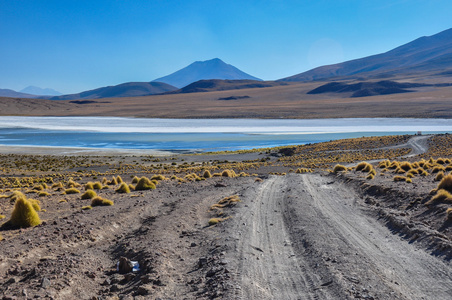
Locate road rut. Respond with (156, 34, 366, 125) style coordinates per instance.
(229, 174, 452, 299)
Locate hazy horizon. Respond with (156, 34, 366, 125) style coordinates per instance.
(1, 0, 452, 94)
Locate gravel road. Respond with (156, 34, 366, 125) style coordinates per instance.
(227, 174, 452, 299)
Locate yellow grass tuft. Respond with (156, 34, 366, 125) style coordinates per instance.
(64, 188, 80, 194)
(203, 170, 212, 178)
(356, 162, 373, 172)
(81, 190, 97, 200)
(437, 175, 452, 193)
(333, 164, 347, 174)
(135, 177, 156, 191)
(91, 196, 114, 207)
(8, 197, 41, 228)
(115, 182, 131, 194)
(426, 189, 452, 206)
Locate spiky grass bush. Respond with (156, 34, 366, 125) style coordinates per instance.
(135, 177, 156, 191)
(128, 184, 135, 191)
(65, 188, 80, 194)
(208, 216, 230, 226)
(107, 177, 118, 185)
(116, 176, 123, 184)
(393, 175, 406, 182)
(333, 164, 347, 174)
(446, 208, 452, 220)
(131, 176, 140, 184)
(28, 199, 41, 211)
(81, 190, 97, 200)
(67, 179, 80, 188)
(366, 174, 374, 180)
(82, 205, 92, 210)
(221, 169, 236, 178)
(437, 175, 452, 193)
(426, 189, 452, 206)
(151, 175, 166, 181)
(399, 162, 412, 172)
(203, 170, 212, 178)
(93, 182, 103, 190)
(85, 182, 94, 190)
(91, 196, 114, 207)
(38, 191, 50, 197)
(115, 182, 131, 194)
(435, 171, 445, 182)
(8, 196, 41, 228)
(356, 162, 373, 172)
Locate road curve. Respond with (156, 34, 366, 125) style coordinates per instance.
(229, 174, 452, 299)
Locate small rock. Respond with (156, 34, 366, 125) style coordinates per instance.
(41, 277, 51, 288)
(190, 242, 197, 247)
(198, 257, 208, 268)
(5, 277, 16, 284)
(135, 285, 151, 296)
(101, 278, 111, 286)
(110, 284, 120, 292)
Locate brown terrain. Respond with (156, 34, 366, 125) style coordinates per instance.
(2, 76, 452, 119)
(1, 134, 452, 299)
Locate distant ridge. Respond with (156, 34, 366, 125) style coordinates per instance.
(280, 27, 452, 82)
(0, 88, 36, 98)
(48, 81, 177, 100)
(170, 79, 287, 94)
(20, 86, 61, 96)
(153, 58, 262, 88)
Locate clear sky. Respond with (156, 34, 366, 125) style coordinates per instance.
(1, 0, 452, 94)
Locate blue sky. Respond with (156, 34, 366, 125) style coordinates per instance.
(1, 0, 451, 94)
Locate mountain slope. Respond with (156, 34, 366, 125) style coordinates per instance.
(153, 58, 262, 88)
(170, 79, 287, 94)
(281, 28, 452, 82)
(20, 86, 62, 96)
(48, 82, 177, 100)
(0, 88, 36, 98)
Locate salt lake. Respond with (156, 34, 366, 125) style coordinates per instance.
(0, 116, 451, 153)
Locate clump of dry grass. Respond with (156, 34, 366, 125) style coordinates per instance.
(135, 177, 156, 191)
(333, 164, 347, 174)
(208, 216, 231, 226)
(91, 196, 114, 207)
(131, 176, 140, 184)
(446, 208, 452, 220)
(64, 188, 80, 194)
(82, 205, 92, 210)
(203, 170, 212, 178)
(85, 182, 94, 190)
(435, 171, 445, 182)
(426, 189, 452, 206)
(6, 196, 41, 228)
(393, 175, 406, 182)
(93, 182, 103, 190)
(437, 174, 452, 193)
(81, 190, 97, 200)
(116, 182, 131, 194)
(221, 169, 236, 178)
(356, 162, 373, 172)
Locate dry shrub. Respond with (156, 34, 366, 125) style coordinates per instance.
(426, 189, 452, 206)
(399, 162, 412, 172)
(85, 182, 94, 190)
(435, 171, 445, 182)
(117, 176, 123, 184)
(81, 190, 97, 200)
(135, 177, 156, 191)
(93, 182, 103, 190)
(132, 176, 140, 184)
(107, 177, 118, 185)
(91, 196, 114, 207)
(115, 182, 131, 194)
(65, 188, 80, 194)
(208, 217, 230, 226)
(8, 197, 41, 228)
(393, 176, 406, 182)
(356, 162, 373, 172)
(437, 175, 452, 193)
(203, 170, 212, 178)
(333, 164, 347, 174)
(221, 169, 236, 178)
(151, 175, 166, 181)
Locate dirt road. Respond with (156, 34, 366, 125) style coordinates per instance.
(227, 174, 452, 299)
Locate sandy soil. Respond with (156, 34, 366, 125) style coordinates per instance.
(1, 135, 452, 299)
(2, 80, 452, 119)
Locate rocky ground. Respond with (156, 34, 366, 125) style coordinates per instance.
(1, 134, 452, 299)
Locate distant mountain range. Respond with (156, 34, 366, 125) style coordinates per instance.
(281, 28, 452, 82)
(47, 82, 177, 100)
(2, 27, 452, 101)
(20, 86, 62, 96)
(0, 88, 36, 98)
(153, 58, 262, 88)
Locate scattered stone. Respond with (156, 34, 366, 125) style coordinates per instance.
(40, 277, 51, 288)
(135, 285, 152, 296)
(5, 277, 16, 284)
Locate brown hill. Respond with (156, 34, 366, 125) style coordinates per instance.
(47, 81, 177, 100)
(169, 79, 288, 94)
(281, 28, 452, 82)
